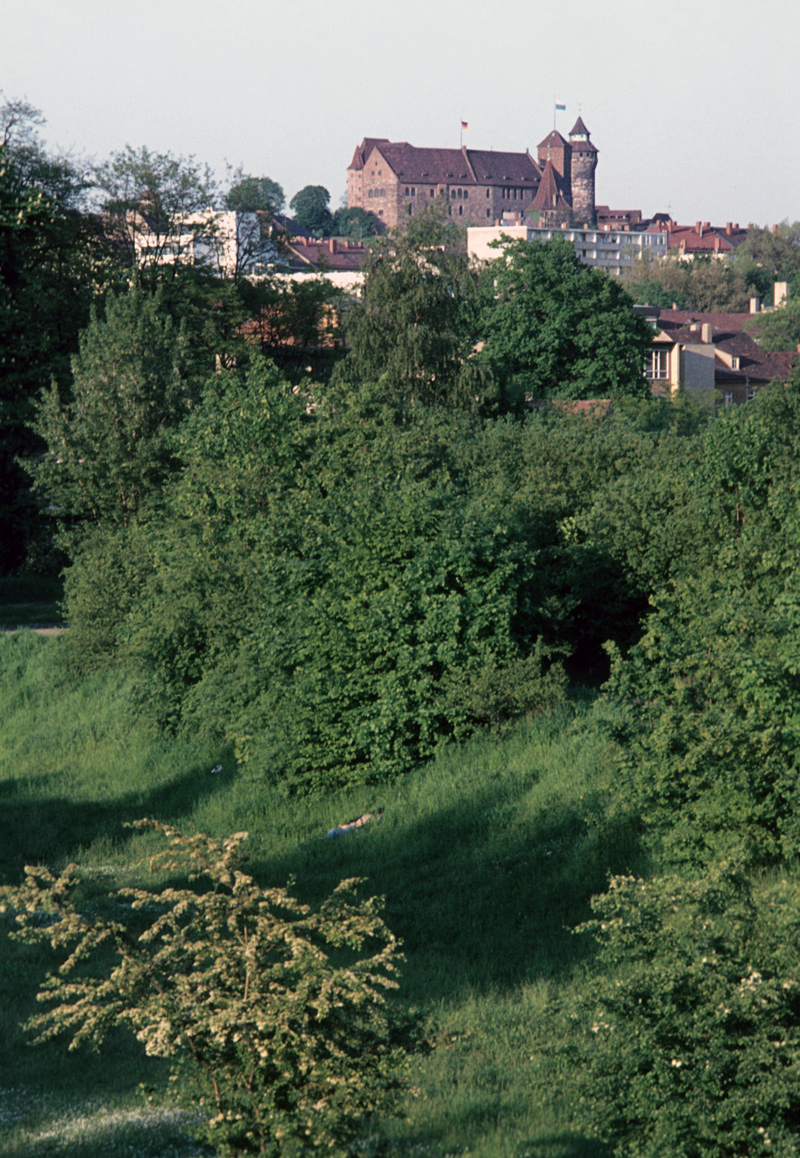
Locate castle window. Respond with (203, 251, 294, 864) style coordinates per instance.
(407, 204, 412, 216)
(464, 190, 468, 200)
(458, 205, 463, 215)
(404, 187, 409, 196)
(457, 188, 463, 199)
(430, 188, 435, 197)
(368, 189, 373, 199)
(451, 189, 456, 199)
(486, 189, 490, 198)
(486, 209, 491, 217)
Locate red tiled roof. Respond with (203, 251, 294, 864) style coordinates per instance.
(348, 138, 390, 171)
(531, 159, 571, 211)
(351, 140, 541, 187)
(537, 130, 569, 150)
(656, 309, 751, 334)
(285, 237, 370, 272)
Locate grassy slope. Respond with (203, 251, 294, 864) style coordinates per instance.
(0, 632, 639, 1158)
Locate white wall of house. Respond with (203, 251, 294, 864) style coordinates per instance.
(467, 225, 668, 274)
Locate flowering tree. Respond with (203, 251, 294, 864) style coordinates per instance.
(1, 821, 419, 1156)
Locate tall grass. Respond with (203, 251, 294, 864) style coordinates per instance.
(0, 632, 635, 1156)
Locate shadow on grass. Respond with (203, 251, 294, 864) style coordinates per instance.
(0, 762, 237, 886)
(250, 777, 645, 1001)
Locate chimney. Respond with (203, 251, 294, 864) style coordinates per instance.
(701, 323, 712, 343)
(750, 296, 761, 314)
(726, 222, 732, 236)
(775, 281, 789, 308)
(696, 221, 702, 236)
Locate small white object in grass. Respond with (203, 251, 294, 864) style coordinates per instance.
(210, 764, 223, 774)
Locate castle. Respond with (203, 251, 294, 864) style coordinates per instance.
(347, 118, 598, 232)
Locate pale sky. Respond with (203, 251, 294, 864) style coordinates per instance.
(3, 0, 799, 227)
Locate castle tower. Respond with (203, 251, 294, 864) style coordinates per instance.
(536, 130, 571, 188)
(568, 117, 598, 226)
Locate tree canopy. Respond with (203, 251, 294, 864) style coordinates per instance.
(289, 184, 334, 236)
(224, 168, 285, 216)
(479, 237, 652, 402)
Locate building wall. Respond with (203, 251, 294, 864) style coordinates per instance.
(570, 151, 597, 226)
(467, 225, 669, 274)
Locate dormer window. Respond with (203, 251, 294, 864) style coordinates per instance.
(731, 355, 741, 370)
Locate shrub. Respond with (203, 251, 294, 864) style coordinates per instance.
(571, 864, 800, 1157)
(1, 821, 420, 1156)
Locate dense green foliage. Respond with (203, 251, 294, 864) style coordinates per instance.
(623, 251, 762, 312)
(332, 211, 488, 410)
(745, 295, 800, 350)
(331, 205, 380, 239)
(8, 118, 800, 1155)
(0, 103, 124, 571)
(289, 185, 334, 236)
(574, 865, 800, 1158)
(599, 387, 800, 866)
(225, 170, 285, 216)
(480, 238, 652, 402)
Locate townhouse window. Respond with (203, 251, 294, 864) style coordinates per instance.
(746, 385, 756, 401)
(731, 355, 741, 370)
(724, 391, 734, 405)
(646, 349, 669, 380)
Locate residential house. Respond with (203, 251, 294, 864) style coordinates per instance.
(638, 305, 797, 400)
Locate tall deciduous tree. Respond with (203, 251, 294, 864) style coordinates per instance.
(289, 184, 334, 236)
(94, 145, 218, 275)
(0, 98, 123, 572)
(224, 168, 284, 216)
(31, 284, 191, 531)
(332, 207, 491, 412)
(479, 237, 652, 402)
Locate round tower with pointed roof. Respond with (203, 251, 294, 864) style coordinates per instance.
(568, 117, 598, 226)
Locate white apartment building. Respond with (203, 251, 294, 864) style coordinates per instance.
(467, 224, 668, 275)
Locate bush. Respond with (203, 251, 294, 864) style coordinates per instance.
(571, 864, 800, 1157)
(1, 821, 421, 1156)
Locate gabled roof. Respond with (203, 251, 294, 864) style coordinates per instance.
(531, 159, 571, 211)
(656, 309, 751, 335)
(537, 130, 569, 150)
(349, 140, 541, 187)
(348, 138, 391, 171)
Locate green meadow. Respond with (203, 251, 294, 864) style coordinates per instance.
(0, 630, 638, 1158)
